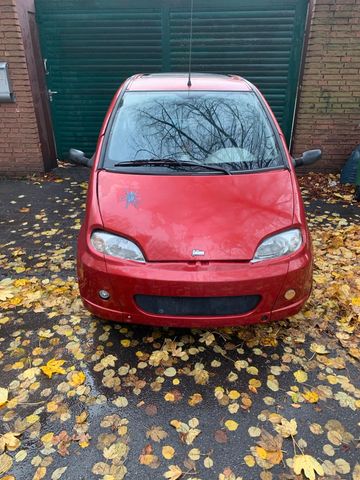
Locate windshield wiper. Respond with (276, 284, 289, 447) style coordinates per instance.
(112, 158, 231, 175)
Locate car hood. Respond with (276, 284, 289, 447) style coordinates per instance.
(97, 169, 294, 261)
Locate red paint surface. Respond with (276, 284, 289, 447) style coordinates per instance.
(97, 169, 294, 262)
(127, 73, 252, 92)
(77, 73, 313, 327)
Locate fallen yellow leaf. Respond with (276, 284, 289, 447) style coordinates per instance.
(46, 401, 58, 412)
(303, 391, 319, 403)
(40, 358, 66, 378)
(310, 342, 329, 354)
(69, 371, 86, 387)
(353, 463, 360, 480)
(294, 370, 308, 383)
(188, 393, 203, 406)
(41, 432, 54, 444)
(163, 465, 182, 480)
(267, 376, 279, 391)
(188, 448, 201, 461)
(248, 426, 261, 438)
(293, 454, 324, 480)
(228, 390, 240, 400)
(76, 411, 88, 424)
(0, 387, 9, 407)
(162, 445, 175, 460)
(351, 297, 360, 306)
(274, 418, 297, 438)
(0, 452, 13, 475)
(0, 432, 20, 452)
(164, 392, 175, 402)
(224, 420, 238, 431)
(244, 454, 255, 467)
(164, 367, 176, 377)
(255, 446, 268, 460)
(26, 414, 40, 425)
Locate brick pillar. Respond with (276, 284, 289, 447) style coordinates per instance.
(0, 0, 43, 176)
(292, 0, 360, 172)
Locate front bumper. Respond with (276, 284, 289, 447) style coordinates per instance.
(77, 238, 312, 327)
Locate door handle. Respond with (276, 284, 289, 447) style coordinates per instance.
(48, 89, 58, 102)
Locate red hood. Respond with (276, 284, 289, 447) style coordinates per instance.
(97, 169, 294, 261)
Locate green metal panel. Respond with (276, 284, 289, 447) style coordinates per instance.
(35, 0, 308, 159)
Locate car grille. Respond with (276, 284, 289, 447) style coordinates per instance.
(134, 294, 261, 317)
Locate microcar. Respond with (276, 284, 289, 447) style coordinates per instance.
(70, 73, 321, 327)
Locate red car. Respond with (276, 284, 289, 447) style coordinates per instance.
(70, 73, 321, 327)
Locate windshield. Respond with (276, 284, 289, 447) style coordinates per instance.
(104, 91, 284, 173)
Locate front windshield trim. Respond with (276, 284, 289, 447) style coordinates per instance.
(101, 164, 287, 176)
(250, 86, 289, 171)
(99, 90, 287, 173)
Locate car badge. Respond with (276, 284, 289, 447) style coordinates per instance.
(192, 249, 205, 256)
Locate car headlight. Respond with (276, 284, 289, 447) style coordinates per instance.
(91, 231, 145, 263)
(252, 228, 302, 262)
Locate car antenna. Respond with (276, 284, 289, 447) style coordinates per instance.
(187, 0, 194, 87)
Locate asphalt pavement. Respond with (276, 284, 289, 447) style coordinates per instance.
(0, 165, 359, 480)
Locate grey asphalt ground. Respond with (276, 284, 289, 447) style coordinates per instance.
(0, 165, 359, 480)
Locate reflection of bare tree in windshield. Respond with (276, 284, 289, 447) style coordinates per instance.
(107, 92, 281, 172)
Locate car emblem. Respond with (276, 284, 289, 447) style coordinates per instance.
(192, 249, 205, 256)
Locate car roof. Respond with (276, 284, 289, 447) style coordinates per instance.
(127, 73, 253, 92)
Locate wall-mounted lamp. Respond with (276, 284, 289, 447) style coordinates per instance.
(0, 62, 15, 103)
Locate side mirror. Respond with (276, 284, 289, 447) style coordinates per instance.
(293, 149, 322, 168)
(68, 148, 93, 167)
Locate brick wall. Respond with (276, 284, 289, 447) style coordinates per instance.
(1, 0, 359, 175)
(0, 0, 43, 176)
(292, 0, 360, 172)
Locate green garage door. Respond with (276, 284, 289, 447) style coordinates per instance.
(35, 0, 308, 159)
